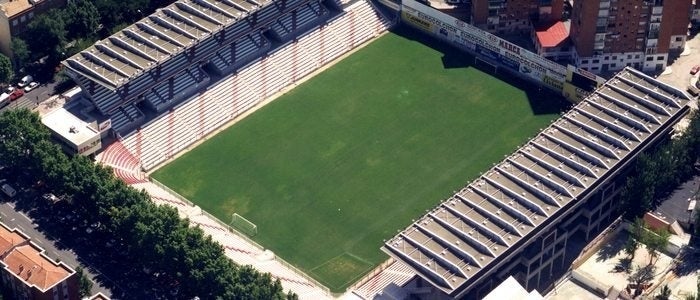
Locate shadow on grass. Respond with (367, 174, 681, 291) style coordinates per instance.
(388, 24, 571, 116)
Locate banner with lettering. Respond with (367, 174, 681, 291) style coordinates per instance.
(401, 0, 567, 92)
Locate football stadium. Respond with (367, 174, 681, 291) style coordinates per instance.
(59, 0, 694, 298)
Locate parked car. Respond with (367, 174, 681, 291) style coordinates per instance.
(17, 75, 32, 88)
(4, 86, 14, 94)
(1, 183, 16, 198)
(24, 82, 38, 92)
(0, 93, 9, 108)
(9, 89, 23, 101)
(691, 65, 700, 75)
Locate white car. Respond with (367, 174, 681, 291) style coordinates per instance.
(24, 82, 38, 92)
(4, 86, 14, 94)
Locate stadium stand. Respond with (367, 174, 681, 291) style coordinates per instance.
(382, 67, 692, 298)
(352, 260, 416, 299)
(95, 141, 146, 185)
(90, 1, 392, 298)
(109, 104, 145, 134)
(117, 0, 391, 171)
(63, 0, 322, 118)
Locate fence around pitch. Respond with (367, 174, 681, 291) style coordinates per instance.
(149, 177, 334, 296)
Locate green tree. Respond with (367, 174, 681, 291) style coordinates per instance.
(25, 9, 67, 63)
(10, 38, 30, 70)
(64, 0, 100, 40)
(0, 109, 50, 173)
(645, 228, 670, 266)
(0, 54, 13, 84)
(624, 235, 639, 261)
(75, 266, 93, 297)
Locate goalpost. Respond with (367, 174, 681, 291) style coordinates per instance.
(230, 213, 258, 236)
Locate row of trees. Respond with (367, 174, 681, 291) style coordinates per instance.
(0, 109, 296, 299)
(618, 110, 700, 221)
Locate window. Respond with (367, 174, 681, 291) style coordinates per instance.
(635, 54, 640, 59)
(676, 37, 683, 41)
(657, 56, 664, 61)
(20, 15, 26, 22)
(627, 54, 632, 59)
(646, 56, 653, 61)
(593, 59, 600, 63)
(11, 19, 17, 26)
(612, 55, 617, 60)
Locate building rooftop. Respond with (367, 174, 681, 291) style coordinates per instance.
(63, 0, 274, 89)
(382, 67, 692, 296)
(41, 107, 99, 146)
(535, 21, 569, 48)
(89, 292, 111, 300)
(0, 0, 32, 18)
(0, 222, 74, 292)
(484, 276, 543, 300)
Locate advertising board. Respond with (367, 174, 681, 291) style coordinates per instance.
(401, 0, 567, 91)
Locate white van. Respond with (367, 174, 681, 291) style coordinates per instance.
(1, 184, 16, 197)
(18, 75, 32, 88)
(0, 93, 9, 108)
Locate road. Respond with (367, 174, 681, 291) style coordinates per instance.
(0, 200, 113, 298)
(1, 81, 58, 113)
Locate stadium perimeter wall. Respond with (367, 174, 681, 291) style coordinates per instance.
(400, 0, 568, 95)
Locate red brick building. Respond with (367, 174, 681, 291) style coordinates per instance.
(0, 222, 79, 300)
(570, 0, 691, 73)
(471, 0, 564, 33)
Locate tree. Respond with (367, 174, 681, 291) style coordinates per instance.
(24, 9, 67, 63)
(64, 0, 100, 40)
(645, 228, 670, 265)
(656, 284, 671, 300)
(0, 54, 13, 84)
(628, 265, 655, 290)
(624, 235, 639, 261)
(10, 38, 30, 70)
(75, 266, 93, 297)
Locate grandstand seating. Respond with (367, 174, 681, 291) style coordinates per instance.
(120, 0, 392, 172)
(95, 140, 146, 185)
(208, 33, 271, 75)
(352, 261, 416, 299)
(272, 2, 328, 39)
(143, 67, 210, 113)
(110, 104, 145, 134)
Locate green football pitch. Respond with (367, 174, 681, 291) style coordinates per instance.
(152, 26, 568, 291)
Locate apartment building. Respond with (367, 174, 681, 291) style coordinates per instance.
(570, 0, 691, 74)
(0, 0, 67, 57)
(0, 222, 79, 300)
(471, 0, 565, 33)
